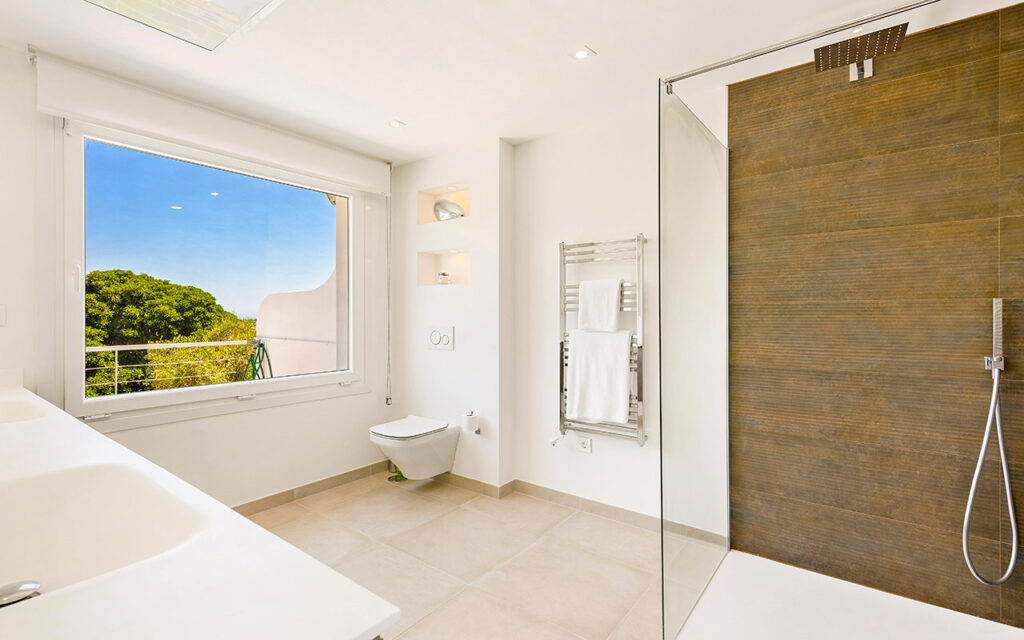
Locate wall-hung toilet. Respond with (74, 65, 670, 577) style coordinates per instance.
(369, 415, 460, 480)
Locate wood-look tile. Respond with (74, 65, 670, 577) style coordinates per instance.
(1004, 300, 1024, 380)
(1004, 4, 1024, 53)
(1002, 544, 1024, 626)
(730, 219, 998, 302)
(730, 428, 1000, 539)
(730, 139, 999, 239)
(993, 380, 1024, 545)
(730, 486, 1002, 619)
(729, 366, 993, 457)
(1001, 134, 1024, 217)
(1001, 49, 1024, 135)
(728, 12, 999, 120)
(1002, 217, 1024, 297)
(730, 300, 990, 378)
(730, 58, 998, 178)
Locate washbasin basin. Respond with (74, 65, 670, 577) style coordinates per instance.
(0, 464, 205, 592)
(0, 399, 45, 424)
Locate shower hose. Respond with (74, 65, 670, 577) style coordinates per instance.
(962, 365, 1019, 585)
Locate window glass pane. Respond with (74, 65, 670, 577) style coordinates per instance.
(84, 139, 348, 397)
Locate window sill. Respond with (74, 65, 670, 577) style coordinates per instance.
(82, 380, 371, 434)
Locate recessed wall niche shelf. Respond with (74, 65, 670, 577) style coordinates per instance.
(417, 184, 470, 225)
(417, 249, 470, 286)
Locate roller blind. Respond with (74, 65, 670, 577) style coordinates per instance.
(35, 54, 389, 194)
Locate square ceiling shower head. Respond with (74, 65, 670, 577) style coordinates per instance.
(814, 22, 908, 72)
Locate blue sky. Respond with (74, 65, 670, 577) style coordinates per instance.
(85, 140, 337, 318)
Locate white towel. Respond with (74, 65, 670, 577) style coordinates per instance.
(578, 279, 622, 332)
(565, 329, 632, 425)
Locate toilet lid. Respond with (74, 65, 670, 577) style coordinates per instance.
(370, 415, 449, 440)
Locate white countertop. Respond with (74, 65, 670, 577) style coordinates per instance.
(0, 384, 400, 639)
(679, 551, 1024, 639)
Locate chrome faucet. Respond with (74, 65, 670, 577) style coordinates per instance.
(0, 580, 41, 608)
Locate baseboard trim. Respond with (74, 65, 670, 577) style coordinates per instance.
(662, 519, 729, 547)
(233, 460, 389, 516)
(435, 472, 515, 499)
(511, 480, 662, 532)
(235, 464, 666, 536)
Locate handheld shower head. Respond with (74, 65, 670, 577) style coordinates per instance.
(993, 298, 1004, 361)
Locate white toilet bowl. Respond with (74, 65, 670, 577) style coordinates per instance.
(369, 415, 460, 480)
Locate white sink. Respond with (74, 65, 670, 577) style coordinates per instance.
(0, 464, 205, 591)
(0, 399, 45, 424)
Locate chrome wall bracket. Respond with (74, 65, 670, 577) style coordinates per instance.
(985, 356, 1005, 371)
(850, 58, 874, 82)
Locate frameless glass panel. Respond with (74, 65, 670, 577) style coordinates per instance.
(661, 0, 1020, 635)
(83, 139, 349, 397)
(659, 85, 730, 638)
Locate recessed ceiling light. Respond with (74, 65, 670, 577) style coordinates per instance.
(210, 192, 219, 196)
(447, 186, 458, 191)
(388, 119, 407, 128)
(573, 46, 597, 60)
(170, 205, 183, 210)
(83, 0, 280, 51)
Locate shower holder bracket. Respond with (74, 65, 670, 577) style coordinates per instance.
(849, 58, 873, 82)
(985, 356, 1005, 371)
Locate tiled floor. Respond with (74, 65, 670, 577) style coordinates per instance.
(249, 472, 723, 640)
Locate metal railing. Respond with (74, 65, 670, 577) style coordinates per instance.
(85, 340, 259, 394)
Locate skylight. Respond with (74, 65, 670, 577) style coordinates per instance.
(84, 0, 278, 50)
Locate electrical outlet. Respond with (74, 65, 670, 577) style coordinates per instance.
(575, 436, 592, 454)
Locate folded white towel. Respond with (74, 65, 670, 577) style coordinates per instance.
(565, 329, 632, 425)
(578, 278, 622, 332)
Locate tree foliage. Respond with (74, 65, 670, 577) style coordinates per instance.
(84, 270, 256, 396)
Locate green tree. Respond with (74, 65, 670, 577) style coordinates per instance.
(147, 317, 256, 391)
(84, 269, 256, 396)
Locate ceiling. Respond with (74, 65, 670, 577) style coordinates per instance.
(0, 0, 1010, 164)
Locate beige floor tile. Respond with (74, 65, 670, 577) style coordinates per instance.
(663, 578, 702, 637)
(463, 492, 574, 534)
(248, 501, 310, 530)
(387, 507, 540, 581)
(332, 544, 465, 638)
(396, 588, 582, 640)
(298, 473, 392, 513)
(475, 537, 653, 640)
(266, 512, 372, 565)
(396, 478, 480, 505)
(549, 511, 661, 572)
(608, 579, 662, 640)
(317, 485, 455, 538)
(664, 539, 725, 591)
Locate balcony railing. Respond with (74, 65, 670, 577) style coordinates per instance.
(85, 340, 263, 395)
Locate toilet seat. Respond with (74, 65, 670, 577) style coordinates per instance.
(370, 415, 449, 441)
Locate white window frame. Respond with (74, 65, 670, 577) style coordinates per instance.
(63, 121, 369, 432)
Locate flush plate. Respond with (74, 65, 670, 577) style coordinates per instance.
(428, 326, 454, 351)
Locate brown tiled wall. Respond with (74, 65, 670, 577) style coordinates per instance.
(728, 5, 1024, 626)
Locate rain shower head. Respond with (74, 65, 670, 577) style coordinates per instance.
(814, 22, 908, 72)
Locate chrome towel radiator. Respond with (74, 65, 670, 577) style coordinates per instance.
(559, 235, 646, 446)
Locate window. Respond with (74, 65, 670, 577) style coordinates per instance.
(64, 123, 367, 425)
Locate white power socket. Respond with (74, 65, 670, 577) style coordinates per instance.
(575, 436, 592, 454)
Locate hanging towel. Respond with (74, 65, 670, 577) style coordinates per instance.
(565, 329, 632, 425)
(578, 278, 622, 332)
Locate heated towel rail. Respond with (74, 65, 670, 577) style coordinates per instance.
(559, 235, 646, 446)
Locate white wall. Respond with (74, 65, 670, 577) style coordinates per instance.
(0, 48, 395, 507)
(0, 46, 37, 391)
(512, 98, 661, 518)
(659, 92, 730, 538)
(391, 140, 514, 488)
(98, 194, 395, 507)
